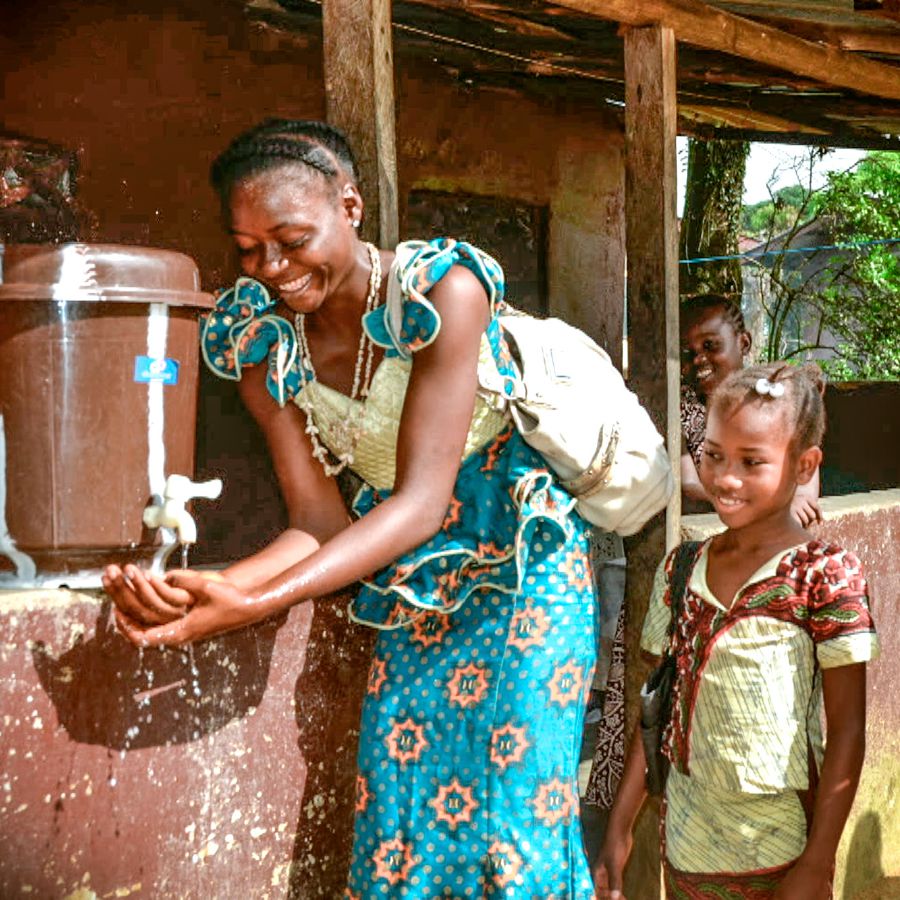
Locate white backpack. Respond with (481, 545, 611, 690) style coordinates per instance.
(483, 310, 673, 536)
(386, 244, 673, 537)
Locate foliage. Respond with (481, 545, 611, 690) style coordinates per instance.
(814, 152, 900, 380)
(747, 150, 900, 382)
(741, 184, 822, 237)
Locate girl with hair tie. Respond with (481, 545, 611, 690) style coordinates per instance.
(595, 363, 879, 899)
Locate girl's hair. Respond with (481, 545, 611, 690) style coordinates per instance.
(209, 119, 359, 202)
(710, 362, 827, 451)
(681, 293, 748, 338)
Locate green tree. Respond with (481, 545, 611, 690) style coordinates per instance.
(814, 151, 900, 380)
(741, 184, 821, 237)
(747, 150, 900, 381)
(743, 149, 825, 364)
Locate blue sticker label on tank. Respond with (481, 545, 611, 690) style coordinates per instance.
(134, 356, 179, 385)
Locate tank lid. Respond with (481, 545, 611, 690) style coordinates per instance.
(0, 243, 215, 308)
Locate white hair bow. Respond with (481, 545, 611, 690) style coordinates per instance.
(755, 377, 785, 398)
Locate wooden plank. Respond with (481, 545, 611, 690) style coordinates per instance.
(322, 0, 400, 247)
(404, 0, 579, 39)
(547, 0, 900, 100)
(751, 17, 900, 52)
(621, 26, 680, 897)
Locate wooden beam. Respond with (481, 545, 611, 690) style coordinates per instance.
(322, 0, 400, 247)
(403, 0, 579, 40)
(683, 119, 900, 147)
(548, 0, 900, 101)
(729, 15, 900, 54)
(621, 24, 681, 898)
(679, 102, 830, 131)
(624, 25, 681, 552)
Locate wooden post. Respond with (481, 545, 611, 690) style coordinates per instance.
(621, 24, 681, 900)
(321, 0, 399, 248)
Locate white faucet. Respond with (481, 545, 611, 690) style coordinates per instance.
(143, 474, 223, 571)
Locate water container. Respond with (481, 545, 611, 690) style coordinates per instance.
(0, 243, 214, 586)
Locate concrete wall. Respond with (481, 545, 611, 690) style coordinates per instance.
(0, 588, 374, 898)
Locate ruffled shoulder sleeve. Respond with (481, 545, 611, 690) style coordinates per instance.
(200, 276, 308, 406)
(363, 238, 506, 360)
(786, 542, 881, 668)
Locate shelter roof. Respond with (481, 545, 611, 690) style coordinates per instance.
(248, 0, 900, 149)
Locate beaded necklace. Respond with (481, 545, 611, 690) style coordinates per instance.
(293, 242, 382, 477)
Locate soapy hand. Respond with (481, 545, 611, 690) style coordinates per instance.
(110, 569, 265, 648)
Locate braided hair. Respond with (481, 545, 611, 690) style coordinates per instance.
(710, 362, 827, 452)
(681, 293, 748, 339)
(210, 119, 359, 203)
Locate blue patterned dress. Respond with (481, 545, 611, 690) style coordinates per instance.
(202, 239, 598, 899)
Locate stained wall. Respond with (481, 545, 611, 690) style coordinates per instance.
(0, 589, 373, 898)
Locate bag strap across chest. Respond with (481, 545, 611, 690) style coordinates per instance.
(666, 540, 703, 648)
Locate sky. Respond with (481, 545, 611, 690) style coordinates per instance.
(676, 137, 866, 215)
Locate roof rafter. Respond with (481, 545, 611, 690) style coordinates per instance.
(547, 0, 900, 100)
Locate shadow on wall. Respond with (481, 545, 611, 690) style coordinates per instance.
(30, 599, 284, 749)
(19, 594, 374, 899)
(841, 810, 900, 899)
(286, 602, 377, 898)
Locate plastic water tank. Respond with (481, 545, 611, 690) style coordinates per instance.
(0, 243, 214, 586)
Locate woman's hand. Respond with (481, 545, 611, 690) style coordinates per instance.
(773, 856, 833, 899)
(103, 564, 193, 626)
(112, 570, 267, 648)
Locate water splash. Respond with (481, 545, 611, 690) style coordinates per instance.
(187, 645, 201, 699)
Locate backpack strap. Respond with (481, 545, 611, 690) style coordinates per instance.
(665, 540, 702, 647)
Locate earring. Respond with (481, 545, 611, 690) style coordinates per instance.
(352, 220, 361, 229)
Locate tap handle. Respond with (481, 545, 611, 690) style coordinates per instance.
(164, 474, 223, 502)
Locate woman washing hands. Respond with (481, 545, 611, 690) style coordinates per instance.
(680, 294, 822, 527)
(105, 119, 599, 897)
